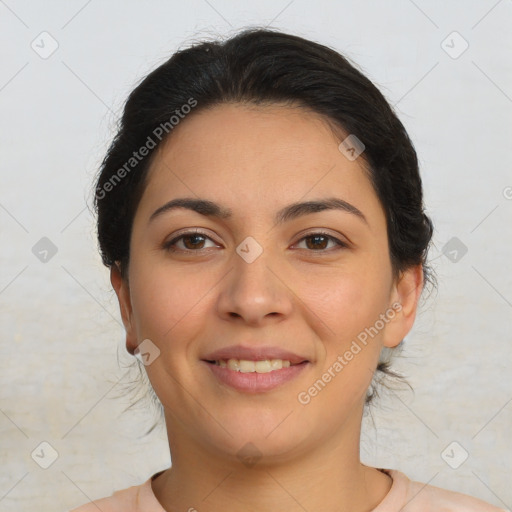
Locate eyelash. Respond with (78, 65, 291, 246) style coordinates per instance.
(163, 229, 348, 254)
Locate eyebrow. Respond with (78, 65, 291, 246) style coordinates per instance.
(149, 196, 367, 226)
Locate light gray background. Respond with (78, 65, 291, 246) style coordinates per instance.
(1, 1, 511, 511)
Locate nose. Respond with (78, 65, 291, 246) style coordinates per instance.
(216, 244, 293, 326)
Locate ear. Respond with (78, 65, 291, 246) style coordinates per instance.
(382, 264, 424, 348)
(110, 264, 138, 355)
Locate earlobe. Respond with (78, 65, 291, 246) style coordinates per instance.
(110, 264, 138, 355)
(382, 265, 424, 348)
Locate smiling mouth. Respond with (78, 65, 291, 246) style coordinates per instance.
(205, 359, 306, 373)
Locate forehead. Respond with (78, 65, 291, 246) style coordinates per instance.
(137, 103, 385, 228)
(154, 102, 346, 177)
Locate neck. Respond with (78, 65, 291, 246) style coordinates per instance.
(152, 405, 392, 512)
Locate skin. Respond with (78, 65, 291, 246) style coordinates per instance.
(111, 103, 423, 512)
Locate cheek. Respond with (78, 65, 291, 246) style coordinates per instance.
(128, 264, 209, 402)
(304, 264, 391, 342)
(299, 260, 392, 405)
(128, 260, 205, 342)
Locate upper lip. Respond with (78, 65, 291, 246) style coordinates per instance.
(202, 345, 309, 364)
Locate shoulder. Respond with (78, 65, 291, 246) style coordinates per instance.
(68, 484, 142, 512)
(385, 469, 508, 512)
(68, 475, 165, 512)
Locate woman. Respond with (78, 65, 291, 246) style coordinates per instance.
(71, 28, 505, 512)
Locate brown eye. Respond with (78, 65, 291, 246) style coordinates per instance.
(163, 230, 347, 254)
(163, 231, 218, 253)
(295, 232, 347, 252)
(181, 234, 207, 250)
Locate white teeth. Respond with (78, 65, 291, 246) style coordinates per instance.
(269, 359, 283, 370)
(255, 360, 272, 373)
(215, 358, 294, 373)
(227, 359, 240, 371)
(239, 360, 255, 373)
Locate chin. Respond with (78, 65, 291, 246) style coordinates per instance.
(196, 410, 318, 465)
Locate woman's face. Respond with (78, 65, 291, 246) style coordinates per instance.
(113, 103, 421, 463)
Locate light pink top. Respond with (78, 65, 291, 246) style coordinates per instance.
(69, 468, 508, 511)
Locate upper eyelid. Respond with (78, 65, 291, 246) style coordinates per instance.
(165, 229, 348, 249)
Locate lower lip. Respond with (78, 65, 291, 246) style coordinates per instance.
(204, 361, 309, 393)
